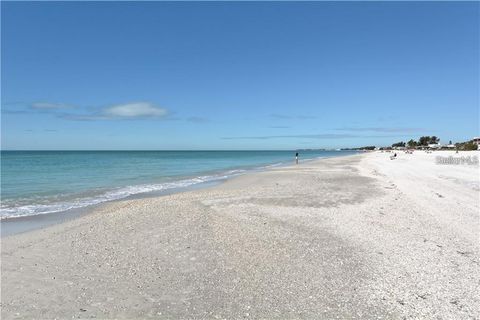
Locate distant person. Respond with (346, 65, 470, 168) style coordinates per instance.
(295, 152, 299, 164)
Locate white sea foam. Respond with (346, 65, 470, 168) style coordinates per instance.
(0, 170, 247, 219)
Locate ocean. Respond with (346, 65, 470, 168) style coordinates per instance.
(1, 150, 357, 219)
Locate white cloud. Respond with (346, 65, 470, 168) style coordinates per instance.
(28, 101, 170, 121)
(31, 102, 73, 109)
(102, 102, 168, 118)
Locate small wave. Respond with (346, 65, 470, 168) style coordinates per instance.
(0, 170, 246, 219)
(262, 162, 284, 168)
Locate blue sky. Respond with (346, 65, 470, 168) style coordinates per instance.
(2, 1, 478, 150)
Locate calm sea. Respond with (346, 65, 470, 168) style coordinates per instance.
(1, 150, 356, 219)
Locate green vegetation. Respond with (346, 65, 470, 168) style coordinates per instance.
(342, 146, 376, 151)
(455, 140, 478, 151)
(402, 136, 440, 148)
(417, 136, 440, 146)
(344, 136, 477, 151)
(407, 139, 417, 148)
(392, 141, 406, 148)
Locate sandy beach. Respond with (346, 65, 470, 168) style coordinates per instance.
(1, 151, 479, 319)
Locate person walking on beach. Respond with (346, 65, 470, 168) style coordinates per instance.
(295, 152, 299, 164)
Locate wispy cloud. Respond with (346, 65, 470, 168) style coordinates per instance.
(22, 129, 58, 133)
(31, 102, 73, 110)
(270, 113, 317, 120)
(3, 100, 180, 122)
(221, 133, 408, 140)
(2, 101, 73, 114)
(102, 102, 167, 118)
(335, 127, 425, 133)
(35, 101, 170, 121)
(222, 134, 356, 140)
(2, 109, 30, 114)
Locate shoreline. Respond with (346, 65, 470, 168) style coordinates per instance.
(2, 151, 479, 319)
(1, 152, 357, 237)
(0, 179, 225, 238)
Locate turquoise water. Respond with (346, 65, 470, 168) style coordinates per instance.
(1, 150, 356, 218)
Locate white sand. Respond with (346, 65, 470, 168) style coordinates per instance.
(1, 151, 479, 319)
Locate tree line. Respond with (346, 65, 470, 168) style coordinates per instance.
(344, 136, 477, 151)
(392, 136, 440, 148)
(390, 136, 478, 150)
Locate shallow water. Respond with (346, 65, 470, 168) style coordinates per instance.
(1, 150, 357, 219)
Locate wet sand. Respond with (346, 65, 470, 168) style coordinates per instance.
(1, 152, 479, 319)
